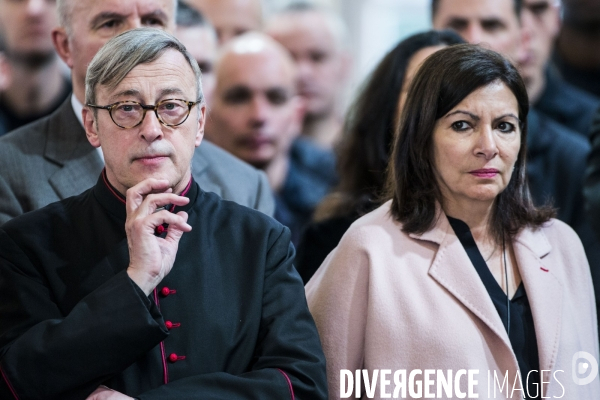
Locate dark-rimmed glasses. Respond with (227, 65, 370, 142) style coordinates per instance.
(86, 99, 201, 129)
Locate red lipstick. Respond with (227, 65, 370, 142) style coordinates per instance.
(469, 168, 499, 178)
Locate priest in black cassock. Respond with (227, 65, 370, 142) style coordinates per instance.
(0, 28, 327, 400)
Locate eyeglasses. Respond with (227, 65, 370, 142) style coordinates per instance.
(86, 99, 201, 129)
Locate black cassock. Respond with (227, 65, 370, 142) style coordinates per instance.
(0, 173, 327, 399)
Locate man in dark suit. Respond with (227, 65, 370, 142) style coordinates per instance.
(0, 28, 327, 400)
(520, 0, 599, 136)
(0, 0, 274, 225)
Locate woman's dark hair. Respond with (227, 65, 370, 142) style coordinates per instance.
(314, 30, 465, 221)
(387, 44, 554, 242)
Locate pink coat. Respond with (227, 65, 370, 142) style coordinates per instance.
(306, 201, 600, 399)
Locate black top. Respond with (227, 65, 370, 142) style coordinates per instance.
(295, 214, 357, 283)
(535, 66, 599, 136)
(447, 217, 540, 398)
(0, 173, 327, 399)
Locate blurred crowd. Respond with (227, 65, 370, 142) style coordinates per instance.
(0, 0, 600, 287)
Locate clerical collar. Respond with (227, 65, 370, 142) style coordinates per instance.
(93, 169, 197, 221)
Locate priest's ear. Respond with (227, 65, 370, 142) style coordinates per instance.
(83, 107, 101, 148)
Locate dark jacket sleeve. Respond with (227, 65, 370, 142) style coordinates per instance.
(585, 106, 600, 242)
(137, 226, 328, 400)
(0, 230, 168, 400)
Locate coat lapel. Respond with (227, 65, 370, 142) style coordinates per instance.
(412, 214, 515, 350)
(44, 98, 104, 199)
(413, 213, 564, 394)
(514, 227, 562, 392)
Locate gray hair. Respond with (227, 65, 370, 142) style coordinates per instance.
(56, 0, 74, 34)
(85, 28, 203, 107)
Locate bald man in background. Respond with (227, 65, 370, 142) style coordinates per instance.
(206, 32, 336, 244)
(187, 0, 262, 46)
(266, 3, 350, 151)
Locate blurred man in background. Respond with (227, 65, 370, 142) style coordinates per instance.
(432, 0, 527, 65)
(521, 0, 599, 136)
(188, 0, 262, 46)
(433, 0, 600, 316)
(266, 3, 350, 151)
(0, 0, 71, 136)
(176, 1, 217, 105)
(206, 32, 336, 244)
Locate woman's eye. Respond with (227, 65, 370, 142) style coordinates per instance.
(497, 121, 515, 133)
(451, 121, 470, 131)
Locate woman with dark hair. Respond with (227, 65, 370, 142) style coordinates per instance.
(295, 30, 464, 283)
(306, 44, 599, 399)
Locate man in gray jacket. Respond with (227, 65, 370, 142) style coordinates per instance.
(0, 0, 274, 224)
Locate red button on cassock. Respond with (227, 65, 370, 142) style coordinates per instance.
(155, 225, 165, 235)
(168, 353, 186, 363)
(165, 321, 180, 330)
(160, 287, 176, 297)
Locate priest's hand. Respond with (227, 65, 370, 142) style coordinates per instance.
(125, 178, 192, 296)
(86, 385, 134, 399)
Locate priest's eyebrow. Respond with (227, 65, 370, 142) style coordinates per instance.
(108, 88, 187, 103)
(158, 88, 186, 98)
(108, 89, 143, 103)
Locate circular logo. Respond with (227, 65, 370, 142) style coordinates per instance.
(572, 351, 599, 385)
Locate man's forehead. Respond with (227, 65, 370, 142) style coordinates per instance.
(101, 52, 197, 101)
(436, 0, 517, 21)
(73, 0, 175, 23)
(177, 26, 217, 52)
(218, 56, 294, 90)
(269, 12, 342, 52)
(197, 0, 261, 22)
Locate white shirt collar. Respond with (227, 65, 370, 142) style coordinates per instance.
(71, 93, 84, 127)
(71, 93, 104, 161)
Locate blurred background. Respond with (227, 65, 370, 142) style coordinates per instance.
(264, 0, 431, 97)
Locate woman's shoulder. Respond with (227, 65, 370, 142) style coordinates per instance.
(348, 200, 395, 226)
(339, 200, 411, 248)
(520, 218, 586, 259)
(534, 218, 581, 244)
